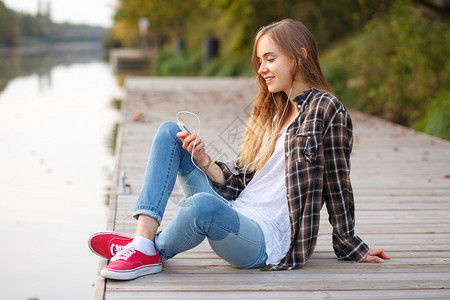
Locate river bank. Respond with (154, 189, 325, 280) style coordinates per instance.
(0, 40, 105, 56)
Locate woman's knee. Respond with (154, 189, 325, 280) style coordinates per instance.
(187, 192, 224, 220)
(156, 121, 180, 140)
(188, 193, 239, 234)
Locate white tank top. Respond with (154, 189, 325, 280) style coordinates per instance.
(232, 127, 291, 265)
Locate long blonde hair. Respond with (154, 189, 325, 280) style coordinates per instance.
(238, 19, 332, 171)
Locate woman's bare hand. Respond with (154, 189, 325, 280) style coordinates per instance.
(362, 248, 390, 263)
(176, 131, 209, 167)
(176, 131, 224, 184)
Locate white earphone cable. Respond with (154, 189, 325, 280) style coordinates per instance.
(242, 87, 292, 186)
(177, 85, 292, 197)
(175, 111, 231, 205)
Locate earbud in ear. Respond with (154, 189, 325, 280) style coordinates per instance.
(297, 57, 302, 65)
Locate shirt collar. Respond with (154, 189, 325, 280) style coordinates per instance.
(292, 87, 317, 113)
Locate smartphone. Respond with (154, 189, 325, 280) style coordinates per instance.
(177, 121, 205, 151)
(177, 121, 192, 135)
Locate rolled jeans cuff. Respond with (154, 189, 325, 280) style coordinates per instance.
(133, 208, 162, 225)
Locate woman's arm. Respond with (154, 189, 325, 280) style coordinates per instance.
(177, 131, 225, 185)
(322, 108, 372, 262)
(196, 153, 226, 185)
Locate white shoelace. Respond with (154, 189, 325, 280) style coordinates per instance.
(111, 242, 133, 261)
(110, 243, 128, 257)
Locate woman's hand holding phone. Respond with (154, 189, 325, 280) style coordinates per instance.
(176, 131, 210, 169)
(176, 122, 224, 184)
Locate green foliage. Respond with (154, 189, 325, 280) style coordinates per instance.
(102, 29, 122, 49)
(113, 0, 201, 47)
(18, 13, 48, 40)
(151, 49, 253, 77)
(0, 1, 48, 45)
(47, 23, 106, 43)
(112, 0, 450, 139)
(201, 54, 253, 77)
(0, 1, 106, 47)
(113, 0, 391, 53)
(111, 98, 123, 111)
(152, 49, 203, 76)
(0, 1, 20, 46)
(322, 0, 450, 139)
(413, 91, 450, 140)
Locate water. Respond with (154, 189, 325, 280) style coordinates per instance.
(0, 50, 122, 299)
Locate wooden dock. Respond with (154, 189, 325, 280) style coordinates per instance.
(94, 77, 450, 299)
(110, 49, 152, 71)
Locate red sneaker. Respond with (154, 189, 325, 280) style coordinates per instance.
(101, 247, 162, 280)
(88, 231, 133, 259)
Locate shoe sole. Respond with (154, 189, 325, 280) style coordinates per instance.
(101, 264, 163, 280)
(88, 231, 132, 259)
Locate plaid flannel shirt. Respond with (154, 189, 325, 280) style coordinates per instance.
(213, 88, 369, 270)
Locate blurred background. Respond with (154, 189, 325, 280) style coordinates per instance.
(0, 0, 449, 299)
(104, 0, 449, 139)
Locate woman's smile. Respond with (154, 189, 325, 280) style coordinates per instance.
(264, 76, 275, 85)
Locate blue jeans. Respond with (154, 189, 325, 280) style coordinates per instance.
(133, 121, 267, 269)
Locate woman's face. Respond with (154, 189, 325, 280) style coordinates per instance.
(256, 35, 295, 96)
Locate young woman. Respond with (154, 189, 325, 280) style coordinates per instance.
(89, 19, 389, 280)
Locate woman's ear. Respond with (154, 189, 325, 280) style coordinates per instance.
(301, 48, 308, 59)
(298, 48, 308, 64)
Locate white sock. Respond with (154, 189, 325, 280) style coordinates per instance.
(132, 236, 157, 255)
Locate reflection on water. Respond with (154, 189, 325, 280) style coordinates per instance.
(0, 42, 105, 93)
(0, 46, 121, 300)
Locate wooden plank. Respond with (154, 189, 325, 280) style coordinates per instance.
(175, 250, 450, 259)
(105, 290, 450, 300)
(155, 258, 450, 274)
(105, 273, 450, 291)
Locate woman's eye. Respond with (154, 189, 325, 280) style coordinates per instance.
(268, 58, 275, 62)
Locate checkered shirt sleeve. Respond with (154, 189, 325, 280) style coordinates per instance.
(212, 160, 254, 200)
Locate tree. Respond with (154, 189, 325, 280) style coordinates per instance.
(0, 1, 20, 46)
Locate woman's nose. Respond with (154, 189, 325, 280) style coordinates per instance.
(258, 62, 267, 74)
